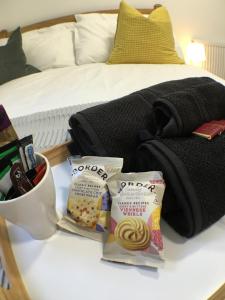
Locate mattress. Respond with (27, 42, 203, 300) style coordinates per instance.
(0, 63, 224, 150)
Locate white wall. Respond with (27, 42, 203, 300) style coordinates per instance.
(1, 0, 225, 55)
(163, 0, 225, 53)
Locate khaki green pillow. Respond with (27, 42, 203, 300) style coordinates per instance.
(108, 2, 184, 64)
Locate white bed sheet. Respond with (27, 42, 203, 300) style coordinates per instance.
(1, 63, 224, 120)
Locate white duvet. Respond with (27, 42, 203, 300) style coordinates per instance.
(0, 63, 224, 120)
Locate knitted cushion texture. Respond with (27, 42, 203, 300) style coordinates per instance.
(108, 2, 184, 64)
(69, 77, 213, 171)
(154, 80, 225, 137)
(136, 134, 225, 237)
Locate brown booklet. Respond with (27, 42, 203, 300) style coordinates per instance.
(193, 120, 225, 140)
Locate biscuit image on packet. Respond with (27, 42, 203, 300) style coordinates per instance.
(58, 156, 123, 241)
(102, 171, 165, 268)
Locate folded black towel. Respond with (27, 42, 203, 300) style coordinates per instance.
(136, 135, 225, 237)
(69, 77, 212, 170)
(153, 79, 225, 137)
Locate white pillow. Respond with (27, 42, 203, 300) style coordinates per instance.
(74, 13, 184, 65)
(22, 22, 76, 70)
(74, 14, 118, 65)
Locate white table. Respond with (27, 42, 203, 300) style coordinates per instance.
(7, 161, 225, 300)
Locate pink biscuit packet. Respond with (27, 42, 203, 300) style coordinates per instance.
(102, 171, 166, 268)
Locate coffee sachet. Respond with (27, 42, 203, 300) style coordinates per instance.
(0, 141, 21, 199)
(0, 150, 22, 196)
(0, 134, 36, 200)
(58, 156, 123, 241)
(0, 140, 18, 160)
(10, 162, 33, 195)
(102, 171, 165, 268)
(19, 135, 37, 172)
(0, 105, 18, 146)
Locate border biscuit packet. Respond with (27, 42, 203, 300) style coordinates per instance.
(58, 156, 123, 241)
(102, 171, 165, 268)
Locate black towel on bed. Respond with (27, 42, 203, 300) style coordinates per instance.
(136, 134, 225, 237)
(153, 79, 225, 137)
(69, 77, 213, 170)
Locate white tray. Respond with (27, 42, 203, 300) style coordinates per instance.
(7, 161, 225, 300)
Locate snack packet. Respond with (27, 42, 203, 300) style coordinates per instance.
(10, 162, 33, 195)
(58, 156, 123, 241)
(26, 162, 46, 186)
(0, 150, 22, 195)
(0, 105, 18, 146)
(102, 171, 165, 268)
(0, 140, 22, 199)
(0, 191, 6, 201)
(0, 140, 18, 160)
(19, 135, 37, 172)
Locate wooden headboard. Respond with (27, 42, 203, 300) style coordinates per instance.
(0, 5, 161, 39)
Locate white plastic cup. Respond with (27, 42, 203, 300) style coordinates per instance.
(0, 153, 59, 239)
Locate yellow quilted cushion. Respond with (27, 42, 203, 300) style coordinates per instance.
(108, 2, 184, 64)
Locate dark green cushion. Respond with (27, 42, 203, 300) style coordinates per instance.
(25, 64, 41, 75)
(0, 27, 40, 85)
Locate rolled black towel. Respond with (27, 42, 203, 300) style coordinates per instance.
(136, 134, 225, 237)
(69, 93, 155, 171)
(69, 77, 214, 171)
(153, 78, 225, 137)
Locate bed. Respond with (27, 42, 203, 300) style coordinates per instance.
(0, 5, 225, 300)
(0, 5, 224, 153)
(0, 59, 224, 154)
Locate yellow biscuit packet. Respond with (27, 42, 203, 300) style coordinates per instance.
(58, 156, 123, 241)
(102, 171, 165, 268)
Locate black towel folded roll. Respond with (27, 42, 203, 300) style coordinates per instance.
(69, 77, 213, 170)
(136, 135, 225, 237)
(153, 78, 225, 137)
(69, 93, 155, 170)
